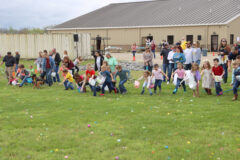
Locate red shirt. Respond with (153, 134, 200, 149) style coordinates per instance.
(46, 58, 51, 69)
(212, 66, 224, 76)
(67, 61, 74, 70)
(86, 70, 95, 79)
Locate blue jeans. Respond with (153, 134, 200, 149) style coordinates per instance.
(89, 85, 97, 96)
(119, 79, 127, 93)
(168, 63, 174, 82)
(195, 60, 201, 65)
(141, 81, 152, 95)
(152, 50, 156, 58)
(154, 79, 162, 92)
(175, 78, 186, 92)
(221, 64, 228, 83)
(53, 65, 60, 82)
(233, 80, 240, 95)
(46, 68, 53, 86)
(64, 80, 74, 90)
(15, 64, 18, 72)
(19, 76, 29, 87)
(162, 63, 168, 82)
(144, 66, 152, 72)
(215, 82, 223, 95)
(132, 51, 136, 57)
(102, 81, 114, 94)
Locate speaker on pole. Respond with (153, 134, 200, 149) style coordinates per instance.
(73, 34, 79, 42)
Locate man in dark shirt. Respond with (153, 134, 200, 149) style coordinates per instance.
(160, 43, 171, 82)
(1, 52, 16, 82)
(228, 46, 240, 72)
(15, 51, 20, 72)
(52, 48, 61, 82)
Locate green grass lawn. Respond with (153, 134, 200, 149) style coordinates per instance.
(0, 59, 240, 160)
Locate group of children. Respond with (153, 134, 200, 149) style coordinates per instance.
(135, 55, 240, 101)
(60, 62, 131, 97)
(7, 53, 240, 101)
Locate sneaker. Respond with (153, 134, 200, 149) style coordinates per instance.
(150, 93, 153, 96)
(219, 91, 223, 95)
(167, 82, 169, 85)
(154, 91, 157, 94)
(114, 88, 117, 94)
(141, 90, 144, 95)
(173, 89, 177, 94)
(100, 94, 105, 96)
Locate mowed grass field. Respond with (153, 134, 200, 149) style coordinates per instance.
(0, 59, 240, 160)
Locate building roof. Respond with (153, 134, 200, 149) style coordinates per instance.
(50, 0, 240, 30)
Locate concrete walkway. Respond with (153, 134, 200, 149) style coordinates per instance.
(111, 52, 218, 66)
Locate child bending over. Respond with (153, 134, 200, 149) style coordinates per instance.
(114, 65, 130, 94)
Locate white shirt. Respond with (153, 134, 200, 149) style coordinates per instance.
(192, 48, 201, 62)
(96, 57, 101, 71)
(184, 48, 193, 64)
(74, 59, 79, 66)
(168, 51, 175, 63)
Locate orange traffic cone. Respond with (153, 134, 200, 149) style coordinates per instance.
(161, 56, 163, 60)
(133, 56, 136, 61)
(213, 51, 215, 56)
(12, 72, 15, 77)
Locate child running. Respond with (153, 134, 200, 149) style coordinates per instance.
(212, 58, 224, 96)
(171, 62, 186, 94)
(231, 61, 240, 101)
(152, 64, 168, 94)
(114, 65, 130, 94)
(85, 64, 97, 96)
(62, 69, 74, 90)
(191, 63, 201, 97)
(100, 65, 116, 96)
(138, 70, 153, 96)
(201, 61, 214, 95)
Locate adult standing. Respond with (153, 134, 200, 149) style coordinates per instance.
(160, 43, 171, 82)
(15, 51, 20, 72)
(105, 53, 118, 73)
(218, 38, 231, 83)
(173, 46, 186, 70)
(131, 43, 137, 61)
(184, 42, 194, 70)
(52, 48, 61, 82)
(228, 46, 240, 72)
(167, 46, 176, 83)
(42, 50, 55, 86)
(143, 47, 153, 72)
(151, 40, 156, 59)
(93, 52, 104, 72)
(36, 51, 43, 72)
(0, 52, 16, 82)
(192, 41, 202, 65)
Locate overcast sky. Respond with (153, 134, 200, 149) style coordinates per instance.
(0, 0, 150, 29)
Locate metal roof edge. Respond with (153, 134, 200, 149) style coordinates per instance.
(47, 23, 227, 31)
(225, 13, 240, 24)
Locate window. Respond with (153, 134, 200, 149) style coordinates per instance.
(197, 35, 202, 41)
(167, 35, 174, 45)
(186, 35, 193, 44)
(230, 34, 234, 45)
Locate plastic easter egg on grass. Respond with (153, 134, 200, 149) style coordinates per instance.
(88, 124, 91, 128)
(115, 156, 119, 160)
(165, 146, 168, 149)
(64, 155, 68, 159)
